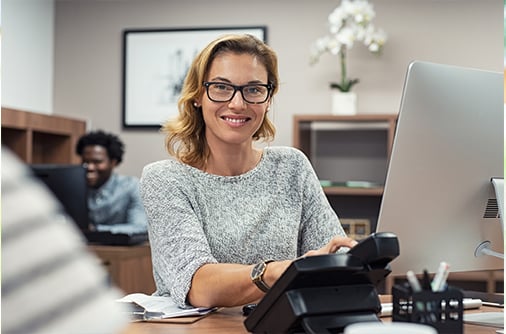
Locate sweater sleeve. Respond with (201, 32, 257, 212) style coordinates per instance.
(295, 149, 348, 255)
(139, 161, 217, 308)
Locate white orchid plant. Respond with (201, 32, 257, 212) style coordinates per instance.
(310, 0, 387, 92)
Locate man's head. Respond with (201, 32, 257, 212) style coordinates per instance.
(75, 130, 124, 189)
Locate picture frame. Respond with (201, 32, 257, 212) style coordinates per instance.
(121, 26, 267, 128)
(340, 218, 371, 240)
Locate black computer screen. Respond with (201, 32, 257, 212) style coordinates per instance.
(31, 164, 89, 231)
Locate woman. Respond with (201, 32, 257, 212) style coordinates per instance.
(140, 34, 356, 309)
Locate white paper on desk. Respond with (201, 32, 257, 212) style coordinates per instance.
(463, 312, 504, 328)
(117, 293, 216, 319)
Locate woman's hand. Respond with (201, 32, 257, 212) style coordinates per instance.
(302, 235, 358, 257)
(264, 236, 358, 292)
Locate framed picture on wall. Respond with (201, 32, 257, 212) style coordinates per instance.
(122, 26, 267, 128)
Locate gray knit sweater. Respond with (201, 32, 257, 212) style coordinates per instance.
(139, 146, 346, 307)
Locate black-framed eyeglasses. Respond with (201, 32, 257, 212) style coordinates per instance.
(203, 81, 273, 104)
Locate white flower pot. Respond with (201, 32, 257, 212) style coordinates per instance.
(331, 91, 357, 115)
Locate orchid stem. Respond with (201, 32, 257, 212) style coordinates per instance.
(340, 47, 347, 91)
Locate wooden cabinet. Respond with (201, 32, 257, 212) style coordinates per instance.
(293, 114, 397, 237)
(89, 244, 156, 295)
(1, 107, 87, 164)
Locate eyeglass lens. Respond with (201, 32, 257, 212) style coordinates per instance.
(205, 82, 270, 104)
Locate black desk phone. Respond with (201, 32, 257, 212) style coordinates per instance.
(244, 232, 400, 334)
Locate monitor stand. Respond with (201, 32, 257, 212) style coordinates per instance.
(491, 177, 504, 230)
(465, 178, 505, 330)
(474, 178, 504, 260)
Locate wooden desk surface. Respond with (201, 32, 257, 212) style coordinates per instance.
(124, 307, 247, 334)
(122, 304, 502, 334)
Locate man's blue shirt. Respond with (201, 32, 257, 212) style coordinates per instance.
(88, 173, 148, 233)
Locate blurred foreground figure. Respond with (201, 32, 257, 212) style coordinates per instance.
(1, 147, 129, 334)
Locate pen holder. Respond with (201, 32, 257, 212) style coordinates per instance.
(392, 283, 464, 334)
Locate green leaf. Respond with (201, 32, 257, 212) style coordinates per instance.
(330, 78, 359, 92)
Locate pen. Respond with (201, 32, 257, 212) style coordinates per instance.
(431, 261, 450, 292)
(422, 269, 431, 291)
(406, 270, 422, 292)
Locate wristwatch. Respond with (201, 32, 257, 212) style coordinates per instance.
(251, 260, 274, 292)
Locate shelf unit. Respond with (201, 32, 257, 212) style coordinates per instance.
(1, 107, 87, 164)
(293, 114, 398, 234)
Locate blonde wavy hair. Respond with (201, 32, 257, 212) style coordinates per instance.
(161, 34, 279, 168)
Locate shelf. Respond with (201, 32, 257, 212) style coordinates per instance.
(323, 186, 384, 196)
(293, 114, 398, 232)
(293, 114, 397, 161)
(1, 107, 87, 164)
(305, 121, 391, 131)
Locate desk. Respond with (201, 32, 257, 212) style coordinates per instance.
(88, 243, 156, 294)
(122, 303, 502, 334)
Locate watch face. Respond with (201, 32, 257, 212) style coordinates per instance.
(251, 262, 265, 279)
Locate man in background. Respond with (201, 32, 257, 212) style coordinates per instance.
(76, 130, 147, 233)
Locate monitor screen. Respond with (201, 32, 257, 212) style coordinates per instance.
(376, 61, 504, 276)
(31, 164, 89, 231)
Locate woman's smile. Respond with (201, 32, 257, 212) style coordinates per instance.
(221, 115, 251, 127)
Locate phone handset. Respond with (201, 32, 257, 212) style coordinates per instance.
(347, 232, 400, 269)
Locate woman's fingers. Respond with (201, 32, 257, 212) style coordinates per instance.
(328, 236, 358, 253)
(301, 236, 358, 258)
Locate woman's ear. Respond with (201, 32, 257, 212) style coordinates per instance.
(264, 97, 271, 112)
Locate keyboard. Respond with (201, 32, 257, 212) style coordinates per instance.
(84, 230, 148, 246)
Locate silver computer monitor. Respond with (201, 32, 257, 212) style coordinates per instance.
(376, 61, 504, 276)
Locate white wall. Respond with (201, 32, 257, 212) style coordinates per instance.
(2, 0, 54, 114)
(5, 0, 503, 177)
